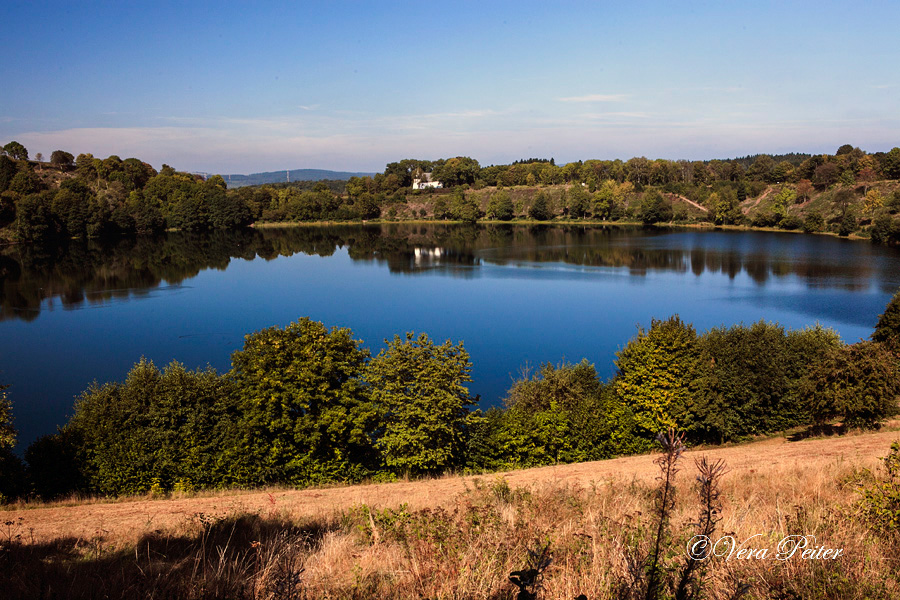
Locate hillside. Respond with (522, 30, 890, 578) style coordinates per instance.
(218, 168, 376, 188)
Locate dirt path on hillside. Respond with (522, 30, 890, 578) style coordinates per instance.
(669, 194, 708, 213)
(4, 427, 899, 545)
(742, 186, 774, 214)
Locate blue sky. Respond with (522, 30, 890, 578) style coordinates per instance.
(1, 1, 898, 173)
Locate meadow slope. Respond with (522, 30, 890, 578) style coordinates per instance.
(6, 425, 899, 546)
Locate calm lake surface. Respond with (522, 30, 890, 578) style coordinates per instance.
(3, 223, 900, 450)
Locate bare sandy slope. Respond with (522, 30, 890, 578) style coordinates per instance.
(5, 427, 899, 546)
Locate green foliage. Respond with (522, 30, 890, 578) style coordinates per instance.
(2, 140, 28, 160)
(0, 383, 14, 450)
(709, 190, 741, 225)
(613, 317, 697, 449)
(857, 442, 900, 535)
(50, 150, 75, 168)
(801, 342, 900, 429)
(640, 190, 673, 225)
(230, 318, 376, 485)
(685, 322, 840, 442)
(838, 211, 858, 236)
(528, 192, 553, 221)
(9, 170, 43, 195)
(66, 359, 243, 495)
(15, 191, 56, 241)
(449, 190, 481, 223)
(803, 211, 826, 233)
(24, 428, 85, 500)
(432, 197, 450, 220)
(870, 214, 899, 246)
(0, 155, 17, 194)
(568, 184, 591, 218)
(367, 332, 474, 475)
(0, 383, 25, 502)
(499, 361, 615, 466)
(485, 190, 514, 221)
(872, 289, 900, 348)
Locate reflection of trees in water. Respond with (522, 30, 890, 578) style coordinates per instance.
(0, 224, 891, 320)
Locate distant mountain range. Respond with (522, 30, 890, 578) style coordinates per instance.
(206, 169, 376, 188)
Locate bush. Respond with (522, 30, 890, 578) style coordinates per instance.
(857, 442, 900, 536)
(800, 342, 900, 429)
(873, 289, 900, 348)
(802, 211, 826, 233)
(640, 190, 673, 225)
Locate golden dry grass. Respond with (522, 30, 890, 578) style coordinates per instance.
(3, 425, 899, 598)
(5, 424, 898, 547)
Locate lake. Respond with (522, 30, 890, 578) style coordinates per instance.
(2, 223, 900, 451)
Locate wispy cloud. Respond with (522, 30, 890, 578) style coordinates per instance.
(581, 112, 650, 120)
(558, 94, 627, 103)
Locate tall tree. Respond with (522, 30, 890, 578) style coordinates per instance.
(528, 191, 553, 221)
(229, 318, 375, 485)
(612, 316, 697, 448)
(2, 141, 28, 160)
(367, 332, 475, 475)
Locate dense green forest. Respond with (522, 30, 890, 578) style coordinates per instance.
(3, 140, 900, 244)
(1, 290, 898, 501)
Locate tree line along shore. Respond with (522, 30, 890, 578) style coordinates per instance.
(2, 141, 900, 245)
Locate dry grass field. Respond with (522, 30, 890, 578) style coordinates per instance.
(2, 425, 900, 599)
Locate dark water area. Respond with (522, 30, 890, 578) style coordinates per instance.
(3, 223, 900, 451)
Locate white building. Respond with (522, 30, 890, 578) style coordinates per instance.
(412, 172, 443, 190)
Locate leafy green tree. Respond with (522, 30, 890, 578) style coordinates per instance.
(880, 147, 900, 179)
(612, 316, 697, 449)
(206, 180, 252, 229)
(464, 407, 508, 471)
(685, 322, 840, 443)
(709, 190, 742, 225)
(802, 211, 825, 233)
(366, 332, 475, 475)
(528, 191, 553, 221)
(25, 429, 85, 500)
(873, 289, 900, 348)
(0, 155, 17, 193)
(568, 184, 591, 219)
(8, 170, 42, 196)
(2, 141, 28, 160)
(0, 383, 26, 502)
(229, 318, 376, 485)
(0, 383, 14, 452)
(640, 190, 673, 225)
(125, 190, 165, 234)
(66, 359, 242, 495)
(486, 190, 514, 221)
(50, 150, 75, 168)
(449, 189, 481, 223)
(433, 156, 480, 187)
(500, 361, 613, 466)
(838, 211, 858, 236)
(15, 191, 56, 241)
(432, 197, 450, 220)
(801, 342, 900, 429)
